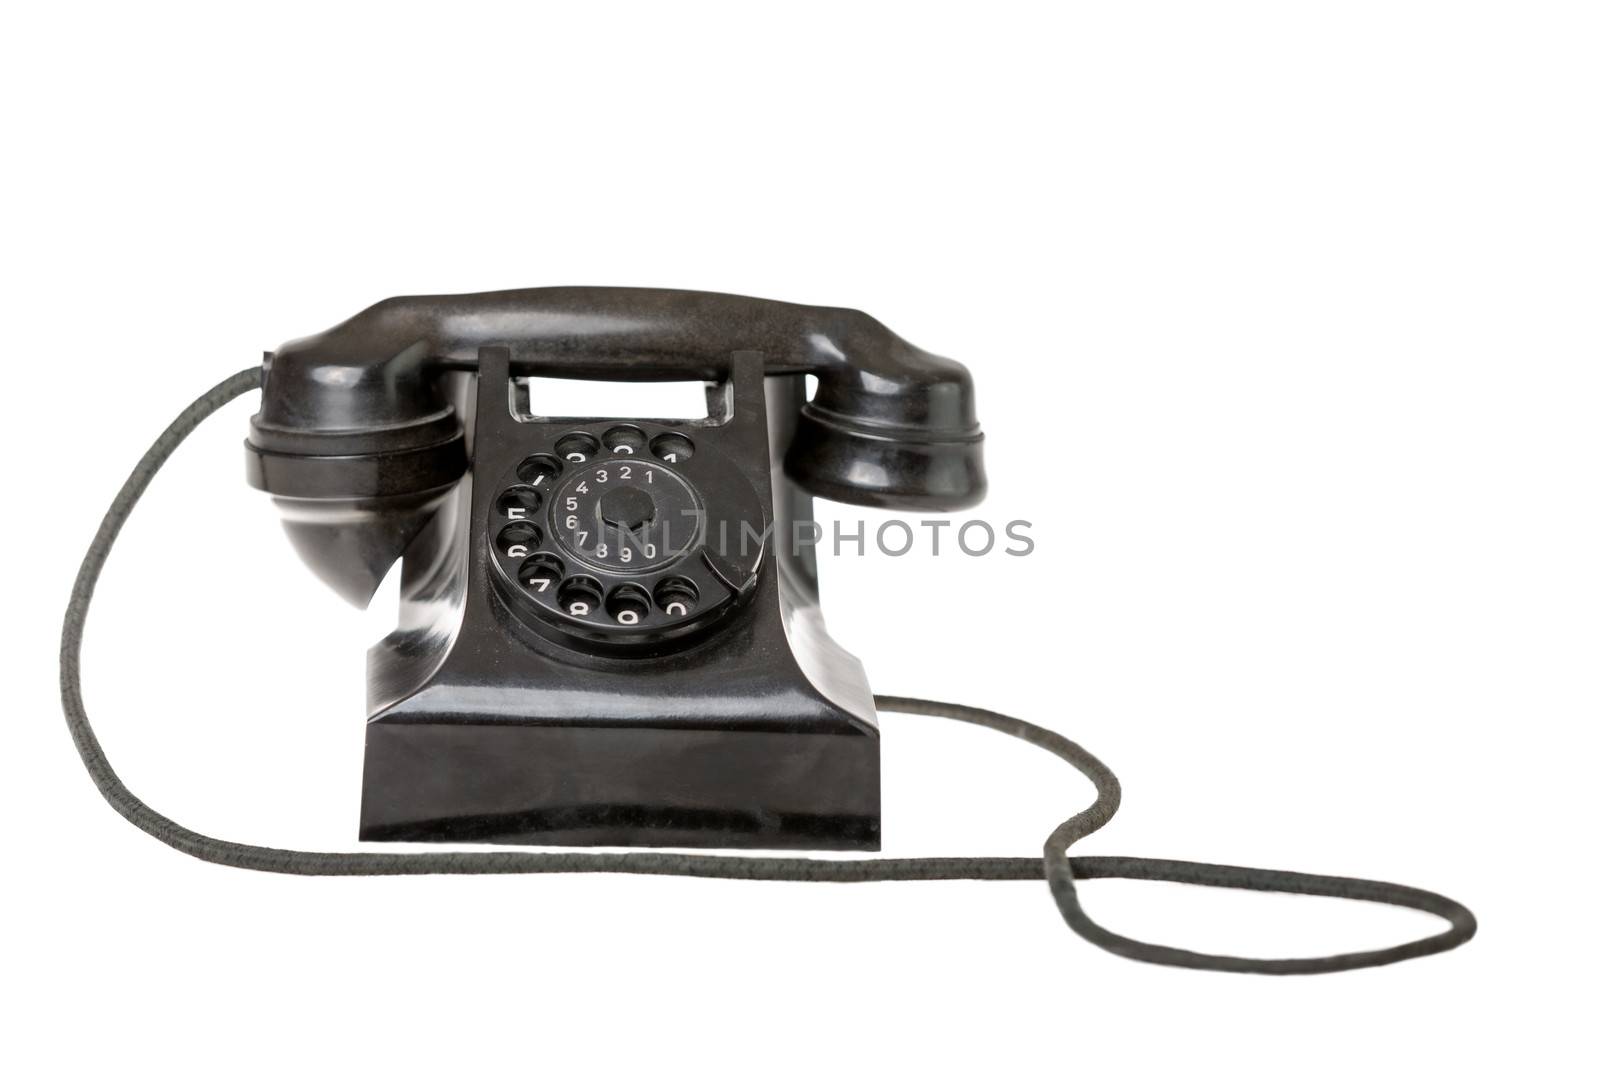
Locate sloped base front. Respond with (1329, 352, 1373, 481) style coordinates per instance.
(360, 720, 880, 849)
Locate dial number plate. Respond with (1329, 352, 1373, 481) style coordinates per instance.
(549, 457, 700, 574)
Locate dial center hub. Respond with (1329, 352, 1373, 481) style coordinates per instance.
(599, 485, 655, 530)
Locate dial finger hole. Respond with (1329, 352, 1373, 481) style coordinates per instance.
(602, 425, 647, 455)
(495, 485, 543, 518)
(517, 553, 564, 594)
(556, 575, 603, 618)
(605, 583, 651, 625)
(649, 432, 694, 464)
(555, 433, 600, 464)
(516, 453, 563, 487)
(653, 575, 699, 617)
(495, 522, 542, 558)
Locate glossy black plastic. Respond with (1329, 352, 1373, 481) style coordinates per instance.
(357, 354, 881, 848)
(245, 288, 985, 850)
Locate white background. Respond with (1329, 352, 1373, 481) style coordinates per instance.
(4, 2, 1596, 1062)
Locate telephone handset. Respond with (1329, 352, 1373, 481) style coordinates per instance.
(60, 288, 1475, 973)
(247, 287, 982, 601)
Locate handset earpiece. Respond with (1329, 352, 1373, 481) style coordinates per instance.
(245, 322, 469, 605)
(247, 288, 985, 602)
(784, 309, 985, 510)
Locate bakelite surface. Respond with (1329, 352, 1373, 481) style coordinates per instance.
(245, 289, 986, 849)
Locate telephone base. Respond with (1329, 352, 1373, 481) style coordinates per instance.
(356, 357, 881, 851)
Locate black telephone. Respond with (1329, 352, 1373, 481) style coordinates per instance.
(245, 288, 984, 848)
(62, 287, 1475, 974)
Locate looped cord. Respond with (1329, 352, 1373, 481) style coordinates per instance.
(59, 368, 1476, 974)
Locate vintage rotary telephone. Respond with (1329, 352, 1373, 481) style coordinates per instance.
(62, 287, 1475, 973)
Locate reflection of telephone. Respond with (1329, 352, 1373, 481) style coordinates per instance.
(62, 288, 1475, 973)
(246, 288, 986, 848)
